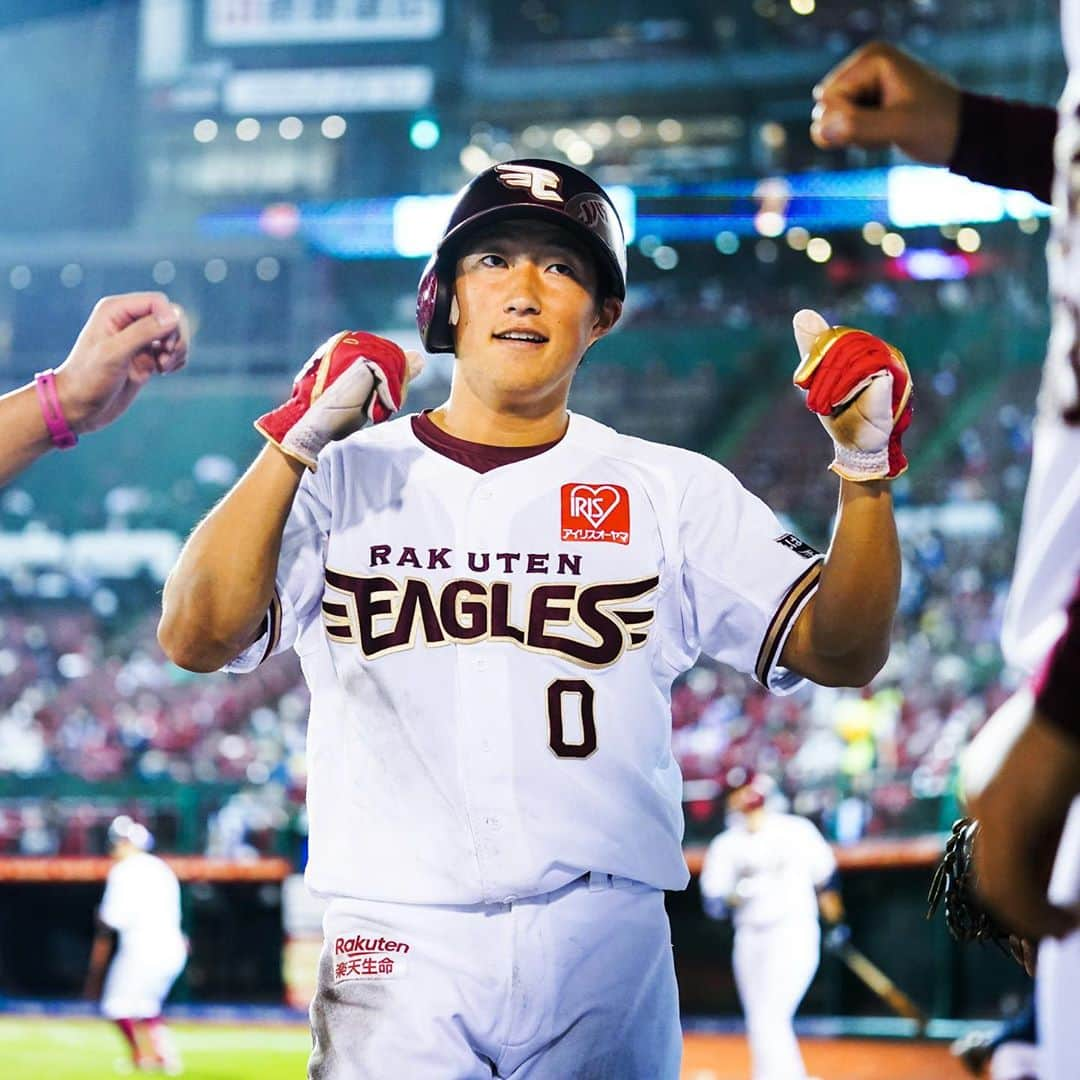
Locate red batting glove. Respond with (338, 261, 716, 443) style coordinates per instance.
(256, 331, 409, 469)
(792, 310, 913, 481)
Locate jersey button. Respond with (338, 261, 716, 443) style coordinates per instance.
(485, 817, 501, 830)
(474, 657, 488, 671)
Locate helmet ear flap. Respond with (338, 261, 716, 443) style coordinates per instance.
(417, 254, 457, 353)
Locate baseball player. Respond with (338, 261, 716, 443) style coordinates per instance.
(84, 816, 187, 1074)
(0, 292, 188, 485)
(812, 33, 1080, 1080)
(701, 772, 843, 1080)
(158, 158, 909, 1078)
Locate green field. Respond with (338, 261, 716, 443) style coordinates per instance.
(0, 1017, 310, 1079)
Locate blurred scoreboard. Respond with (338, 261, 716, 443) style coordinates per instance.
(205, 0, 444, 44)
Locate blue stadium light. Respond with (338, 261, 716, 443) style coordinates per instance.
(895, 249, 972, 281)
(410, 118, 441, 150)
(887, 166, 1052, 228)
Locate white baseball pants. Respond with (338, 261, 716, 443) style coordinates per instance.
(101, 939, 187, 1020)
(1038, 796, 1080, 1080)
(308, 873, 682, 1079)
(733, 919, 820, 1080)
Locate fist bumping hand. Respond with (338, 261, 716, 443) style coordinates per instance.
(256, 331, 424, 470)
(810, 42, 962, 165)
(792, 309, 913, 482)
(55, 292, 189, 435)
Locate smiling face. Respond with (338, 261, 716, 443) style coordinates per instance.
(449, 219, 622, 414)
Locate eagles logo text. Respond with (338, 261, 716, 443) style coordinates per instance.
(322, 571, 659, 668)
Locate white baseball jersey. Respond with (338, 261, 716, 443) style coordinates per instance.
(699, 812, 836, 928)
(1028, 12, 1080, 1080)
(229, 412, 823, 905)
(1001, 7, 1080, 674)
(100, 852, 184, 950)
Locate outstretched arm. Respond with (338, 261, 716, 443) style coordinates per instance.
(811, 40, 1056, 203)
(0, 292, 187, 486)
(782, 480, 899, 686)
(159, 333, 420, 673)
(780, 312, 905, 686)
(159, 446, 305, 673)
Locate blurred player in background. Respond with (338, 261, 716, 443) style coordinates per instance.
(159, 158, 910, 1078)
(0, 291, 188, 485)
(812, 33, 1080, 1080)
(84, 816, 187, 1075)
(700, 770, 844, 1080)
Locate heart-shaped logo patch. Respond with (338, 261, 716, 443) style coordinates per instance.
(561, 483, 631, 544)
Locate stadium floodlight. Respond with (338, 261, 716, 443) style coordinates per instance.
(409, 118, 440, 150)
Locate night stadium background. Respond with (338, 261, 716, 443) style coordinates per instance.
(0, 1, 1062, 1076)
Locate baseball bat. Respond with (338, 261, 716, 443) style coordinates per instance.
(832, 941, 930, 1034)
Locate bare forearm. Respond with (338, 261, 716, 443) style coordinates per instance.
(84, 930, 114, 996)
(0, 383, 58, 486)
(813, 479, 899, 660)
(159, 446, 304, 671)
(783, 479, 899, 686)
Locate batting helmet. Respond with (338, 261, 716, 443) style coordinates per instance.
(107, 815, 153, 852)
(416, 158, 628, 354)
(724, 768, 771, 813)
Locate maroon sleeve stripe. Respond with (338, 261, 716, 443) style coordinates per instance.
(949, 91, 1056, 206)
(754, 558, 823, 688)
(258, 590, 283, 666)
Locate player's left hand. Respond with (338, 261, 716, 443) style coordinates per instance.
(55, 292, 190, 435)
(792, 309, 913, 481)
(823, 922, 852, 953)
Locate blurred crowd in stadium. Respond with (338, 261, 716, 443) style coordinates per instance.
(0, 266, 1042, 859)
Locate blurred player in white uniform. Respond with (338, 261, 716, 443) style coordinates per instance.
(159, 158, 911, 1078)
(812, 25, 1080, 1080)
(85, 817, 187, 1074)
(701, 772, 843, 1080)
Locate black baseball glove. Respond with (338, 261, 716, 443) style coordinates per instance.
(926, 817, 1028, 970)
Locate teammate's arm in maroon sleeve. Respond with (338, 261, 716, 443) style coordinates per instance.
(0, 292, 187, 486)
(779, 479, 900, 687)
(812, 42, 1056, 205)
(949, 91, 1056, 204)
(159, 446, 306, 673)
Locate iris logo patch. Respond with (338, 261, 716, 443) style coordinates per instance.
(561, 484, 630, 544)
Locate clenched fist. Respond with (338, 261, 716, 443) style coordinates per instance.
(56, 292, 190, 435)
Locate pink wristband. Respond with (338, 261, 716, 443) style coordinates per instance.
(34, 369, 78, 449)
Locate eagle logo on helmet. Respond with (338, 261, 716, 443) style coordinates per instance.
(494, 163, 564, 203)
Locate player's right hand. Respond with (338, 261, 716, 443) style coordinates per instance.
(792, 309, 913, 481)
(256, 331, 424, 470)
(810, 41, 962, 165)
